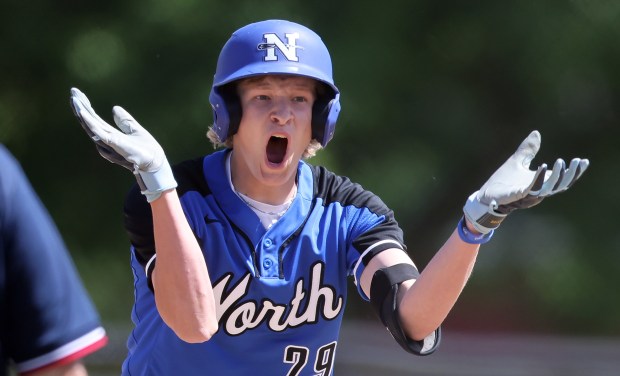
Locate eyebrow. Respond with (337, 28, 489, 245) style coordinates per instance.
(241, 77, 316, 90)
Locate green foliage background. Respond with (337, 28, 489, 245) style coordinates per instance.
(2, 0, 618, 337)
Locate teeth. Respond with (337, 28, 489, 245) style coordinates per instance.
(273, 135, 286, 139)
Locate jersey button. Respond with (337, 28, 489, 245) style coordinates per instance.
(263, 238, 273, 248)
(263, 258, 273, 268)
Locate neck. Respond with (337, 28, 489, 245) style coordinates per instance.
(237, 182, 297, 206)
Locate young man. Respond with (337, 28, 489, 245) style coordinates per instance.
(0, 145, 107, 376)
(70, 19, 588, 376)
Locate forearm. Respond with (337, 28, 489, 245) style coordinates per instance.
(150, 189, 218, 342)
(398, 227, 479, 340)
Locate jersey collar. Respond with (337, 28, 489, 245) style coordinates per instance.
(203, 149, 314, 247)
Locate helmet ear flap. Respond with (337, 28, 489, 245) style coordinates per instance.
(312, 89, 341, 147)
(209, 83, 242, 142)
(323, 95, 341, 146)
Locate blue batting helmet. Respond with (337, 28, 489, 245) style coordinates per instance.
(209, 19, 341, 147)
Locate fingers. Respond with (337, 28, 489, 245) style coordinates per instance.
(546, 158, 589, 194)
(571, 159, 589, 185)
(74, 104, 118, 144)
(71, 88, 126, 145)
(71, 97, 102, 141)
(514, 130, 541, 169)
(112, 106, 144, 135)
(528, 163, 547, 193)
(552, 158, 578, 192)
(532, 157, 589, 197)
(70, 88, 92, 112)
(537, 158, 565, 196)
(70, 87, 165, 174)
(71, 99, 98, 140)
(70, 88, 109, 127)
(563, 158, 590, 190)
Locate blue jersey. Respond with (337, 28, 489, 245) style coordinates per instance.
(0, 145, 107, 375)
(122, 149, 411, 376)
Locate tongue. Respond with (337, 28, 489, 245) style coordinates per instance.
(267, 137, 287, 164)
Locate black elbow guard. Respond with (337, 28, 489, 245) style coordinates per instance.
(370, 263, 441, 356)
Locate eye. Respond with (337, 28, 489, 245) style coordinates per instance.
(256, 95, 270, 101)
(292, 96, 309, 103)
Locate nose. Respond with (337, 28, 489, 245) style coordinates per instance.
(270, 98, 293, 125)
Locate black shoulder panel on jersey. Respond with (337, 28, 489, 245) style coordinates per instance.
(124, 157, 210, 269)
(174, 156, 213, 198)
(123, 183, 153, 267)
(309, 165, 406, 259)
(310, 165, 391, 214)
(370, 263, 441, 356)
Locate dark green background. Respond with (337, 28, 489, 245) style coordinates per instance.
(2, 0, 618, 338)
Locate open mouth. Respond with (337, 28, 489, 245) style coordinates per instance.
(266, 136, 288, 164)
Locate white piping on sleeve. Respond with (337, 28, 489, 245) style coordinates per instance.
(16, 327, 107, 372)
(352, 239, 403, 287)
(145, 254, 157, 277)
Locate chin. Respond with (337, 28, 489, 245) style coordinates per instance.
(259, 163, 296, 185)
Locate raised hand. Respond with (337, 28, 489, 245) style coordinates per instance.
(463, 130, 589, 234)
(70, 87, 177, 202)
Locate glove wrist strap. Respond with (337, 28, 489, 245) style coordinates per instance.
(474, 210, 506, 231)
(135, 164, 178, 203)
(463, 191, 507, 234)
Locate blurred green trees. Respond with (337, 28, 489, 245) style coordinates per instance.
(2, 0, 618, 335)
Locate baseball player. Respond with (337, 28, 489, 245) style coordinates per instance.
(69, 19, 588, 376)
(0, 144, 108, 376)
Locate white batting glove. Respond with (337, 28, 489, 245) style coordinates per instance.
(463, 130, 589, 234)
(70, 87, 177, 202)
